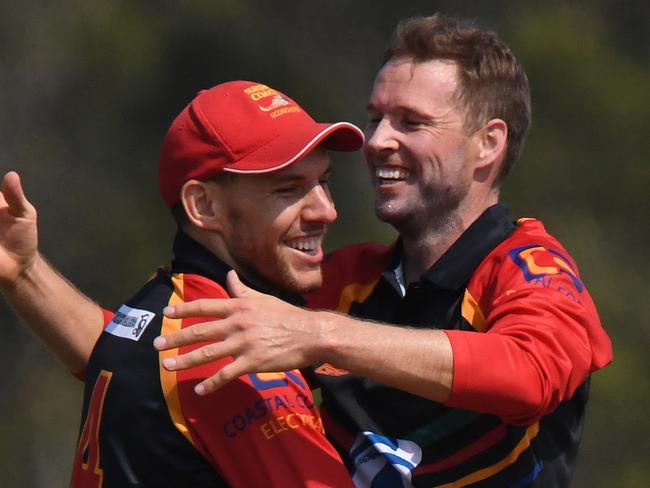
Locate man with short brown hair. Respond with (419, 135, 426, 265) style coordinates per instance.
(1, 80, 363, 487)
(156, 15, 613, 486)
(0, 14, 612, 487)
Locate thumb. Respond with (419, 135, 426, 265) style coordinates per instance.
(226, 270, 263, 298)
(2, 172, 35, 219)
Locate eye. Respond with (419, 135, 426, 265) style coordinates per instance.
(405, 119, 426, 127)
(274, 185, 301, 196)
(366, 113, 381, 126)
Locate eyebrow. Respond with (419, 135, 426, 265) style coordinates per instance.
(267, 163, 332, 184)
(366, 102, 435, 121)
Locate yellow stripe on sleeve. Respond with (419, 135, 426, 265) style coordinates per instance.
(159, 274, 195, 447)
(461, 289, 486, 331)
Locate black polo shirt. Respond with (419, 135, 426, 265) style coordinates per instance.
(309, 204, 593, 487)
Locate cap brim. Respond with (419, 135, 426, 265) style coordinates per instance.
(222, 121, 364, 174)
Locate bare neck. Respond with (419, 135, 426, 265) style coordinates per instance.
(401, 192, 499, 286)
(401, 221, 462, 286)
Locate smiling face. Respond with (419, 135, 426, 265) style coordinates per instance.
(364, 57, 482, 235)
(215, 148, 336, 294)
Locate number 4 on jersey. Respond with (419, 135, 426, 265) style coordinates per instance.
(71, 371, 113, 487)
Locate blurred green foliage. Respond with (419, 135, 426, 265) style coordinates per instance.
(1, 0, 647, 486)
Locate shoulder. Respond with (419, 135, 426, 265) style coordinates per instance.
(122, 269, 230, 311)
(305, 242, 392, 310)
(468, 217, 591, 318)
(324, 242, 392, 274)
(172, 272, 230, 302)
(485, 217, 582, 285)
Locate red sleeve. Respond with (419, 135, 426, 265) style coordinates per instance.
(101, 307, 114, 326)
(163, 274, 353, 488)
(72, 307, 117, 381)
(306, 242, 392, 312)
(445, 227, 613, 425)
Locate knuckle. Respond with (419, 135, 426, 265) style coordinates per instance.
(193, 300, 206, 315)
(190, 324, 206, 340)
(200, 346, 215, 361)
(241, 327, 257, 344)
(236, 298, 253, 313)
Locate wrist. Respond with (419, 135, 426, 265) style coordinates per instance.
(0, 252, 41, 294)
(309, 310, 348, 366)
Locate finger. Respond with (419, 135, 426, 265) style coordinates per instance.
(153, 318, 228, 350)
(226, 270, 264, 298)
(161, 338, 236, 371)
(163, 297, 237, 319)
(2, 172, 35, 219)
(194, 361, 249, 396)
(0, 173, 13, 208)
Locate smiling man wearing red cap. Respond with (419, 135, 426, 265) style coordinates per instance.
(158, 81, 362, 296)
(1, 14, 613, 488)
(0, 80, 362, 487)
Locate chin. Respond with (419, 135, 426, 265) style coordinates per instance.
(286, 270, 323, 294)
(375, 204, 406, 226)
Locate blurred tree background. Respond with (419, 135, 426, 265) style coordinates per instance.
(0, 0, 647, 486)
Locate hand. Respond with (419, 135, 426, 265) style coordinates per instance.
(154, 270, 324, 395)
(0, 172, 38, 289)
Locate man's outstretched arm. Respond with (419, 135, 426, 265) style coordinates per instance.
(156, 269, 609, 425)
(0, 171, 105, 373)
(155, 270, 454, 399)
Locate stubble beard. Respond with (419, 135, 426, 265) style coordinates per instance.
(228, 241, 320, 296)
(375, 180, 468, 241)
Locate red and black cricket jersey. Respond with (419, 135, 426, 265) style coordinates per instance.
(306, 204, 612, 487)
(71, 232, 353, 488)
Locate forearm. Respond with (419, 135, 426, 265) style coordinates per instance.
(316, 308, 598, 425)
(315, 311, 454, 403)
(2, 253, 105, 373)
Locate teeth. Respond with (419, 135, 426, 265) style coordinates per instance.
(376, 167, 410, 180)
(287, 237, 321, 254)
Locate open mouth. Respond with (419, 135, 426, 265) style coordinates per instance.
(375, 167, 411, 185)
(286, 236, 322, 256)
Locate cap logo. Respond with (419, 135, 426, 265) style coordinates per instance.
(243, 83, 301, 119)
(243, 83, 277, 101)
(159, 81, 364, 206)
(259, 94, 291, 112)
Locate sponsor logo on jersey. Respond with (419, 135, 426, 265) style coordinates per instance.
(509, 245, 584, 299)
(315, 363, 350, 376)
(248, 370, 306, 390)
(105, 305, 156, 341)
(350, 431, 422, 487)
(222, 371, 319, 440)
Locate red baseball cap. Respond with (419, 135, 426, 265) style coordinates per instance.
(159, 80, 364, 207)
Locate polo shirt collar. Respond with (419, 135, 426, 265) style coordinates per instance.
(386, 203, 515, 292)
(170, 231, 304, 305)
(171, 231, 230, 285)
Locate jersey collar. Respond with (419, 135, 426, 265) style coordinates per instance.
(386, 204, 515, 293)
(171, 231, 230, 286)
(170, 231, 304, 305)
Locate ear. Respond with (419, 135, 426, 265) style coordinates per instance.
(180, 179, 224, 231)
(475, 118, 508, 170)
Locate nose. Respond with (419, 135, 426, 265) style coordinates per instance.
(364, 118, 399, 155)
(302, 184, 337, 225)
